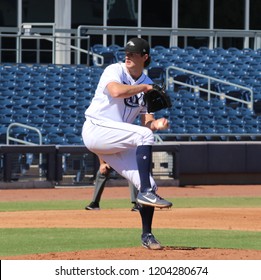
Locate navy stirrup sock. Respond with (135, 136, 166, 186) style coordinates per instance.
(136, 145, 152, 192)
(139, 205, 155, 235)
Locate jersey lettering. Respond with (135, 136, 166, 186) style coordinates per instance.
(124, 94, 146, 107)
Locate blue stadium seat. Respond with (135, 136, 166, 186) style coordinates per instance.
(214, 116, 230, 125)
(44, 114, 63, 125)
(182, 97, 197, 107)
(11, 96, 30, 107)
(12, 105, 30, 115)
(199, 115, 216, 125)
(13, 115, 31, 125)
(41, 123, 62, 134)
(243, 115, 258, 125)
(0, 96, 14, 107)
(198, 46, 214, 55)
(29, 115, 46, 125)
(183, 115, 200, 125)
(228, 116, 244, 125)
(115, 50, 125, 62)
(28, 96, 46, 107)
(171, 124, 186, 134)
(170, 116, 186, 125)
(92, 44, 109, 54)
(45, 106, 62, 116)
(211, 106, 227, 117)
(66, 133, 83, 145)
(0, 106, 14, 116)
(183, 106, 199, 117)
(147, 65, 165, 83)
(48, 133, 69, 145)
(244, 125, 259, 134)
(0, 115, 14, 124)
(61, 107, 78, 117)
(58, 123, 78, 134)
(185, 124, 201, 133)
(29, 105, 47, 116)
(197, 106, 213, 116)
(108, 44, 121, 52)
(215, 124, 231, 134)
(200, 125, 216, 134)
(171, 107, 184, 117)
(229, 124, 246, 134)
(153, 45, 169, 54)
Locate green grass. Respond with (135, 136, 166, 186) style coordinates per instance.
(0, 228, 260, 257)
(0, 197, 261, 212)
(0, 197, 260, 257)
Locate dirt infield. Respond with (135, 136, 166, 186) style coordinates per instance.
(0, 185, 261, 260)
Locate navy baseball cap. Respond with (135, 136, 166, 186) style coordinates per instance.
(124, 37, 150, 55)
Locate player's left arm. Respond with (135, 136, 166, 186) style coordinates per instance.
(141, 113, 169, 131)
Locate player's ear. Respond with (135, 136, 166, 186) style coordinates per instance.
(144, 55, 151, 68)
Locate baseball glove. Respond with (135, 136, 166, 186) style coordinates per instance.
(144, 84, 172, 113)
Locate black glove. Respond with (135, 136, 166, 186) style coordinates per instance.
(144, 84, 172, 113)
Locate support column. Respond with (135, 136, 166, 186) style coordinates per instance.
(55, 0, 71, 64)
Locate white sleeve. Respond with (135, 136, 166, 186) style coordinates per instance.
(98, 64, 122, 91)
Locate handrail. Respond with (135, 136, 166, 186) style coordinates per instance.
(166, 65, 254, 110)
(30, 33, 97, 65)
(1, 25, 261, 65)
(6, 122, 42, 145)
(68, 25, 261, 49)
(6, 122, 44, 176)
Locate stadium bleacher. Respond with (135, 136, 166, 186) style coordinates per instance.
(1, 46, 261, 145)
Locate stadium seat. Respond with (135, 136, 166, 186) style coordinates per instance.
(228, 116, 244, 125)
(44, 114, 63, 125)
(47, 133, 68, 145)
(211, 106, 227, 117)
(214, 115, 230, 125)
(147, 65, 165, 83)
(199, 115, 216, 125)
(183, 115, 200, 125)
(170, 116, 186, 125)
(214, 124, 231, 134)
(244, 125, 259, 134)
(115, 50, 125, 62)
(185, 124, 201, 133)
(243, 115, 258, 125)
(200, 124, 216, 134)
(12, 105, 30, 116)
(108, 44, 121, 52)
(171, 124, 186, 134)
(66, 133, 83, 145)
(229, 124, 246, 134)
(41, 123, 62, 134)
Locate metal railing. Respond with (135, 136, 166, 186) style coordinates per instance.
(1, 25, 261, 65)
(71, 25, 261, 50)
(6, 123, 44, 176)
(6, 122, 42, 145)
(166, 65, 254, 110)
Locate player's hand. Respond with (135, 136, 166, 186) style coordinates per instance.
(100, 163, 110, 175)
(154, 118, 169, 130)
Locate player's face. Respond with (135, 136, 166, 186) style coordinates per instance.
(125, 52, 147, 69)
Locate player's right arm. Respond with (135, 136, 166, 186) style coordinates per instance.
(107, 82, 152, 98)
(141, 114, 169, 131)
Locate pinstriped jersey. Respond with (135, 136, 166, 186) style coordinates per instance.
(85, 62, 153, 123)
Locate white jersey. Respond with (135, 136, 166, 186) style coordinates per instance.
(85, 62, 153, 123)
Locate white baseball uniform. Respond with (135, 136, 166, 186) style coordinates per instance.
(82, 62, 157, 190)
